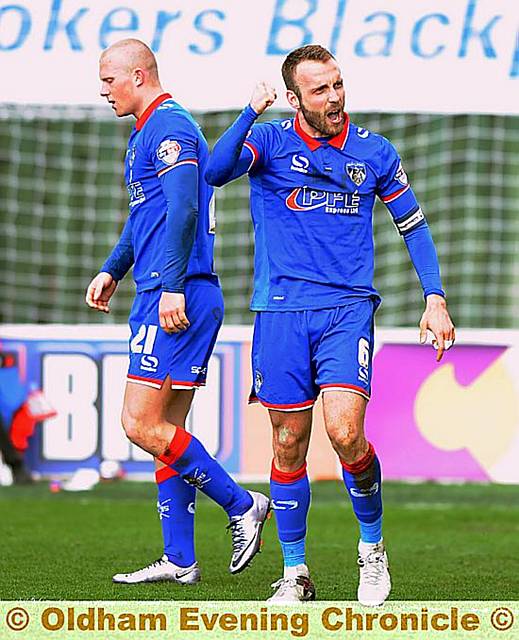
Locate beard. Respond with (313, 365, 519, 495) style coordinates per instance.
(299, 98, 345, 137)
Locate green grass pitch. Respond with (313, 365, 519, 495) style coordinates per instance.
(1, 481, 518, 601)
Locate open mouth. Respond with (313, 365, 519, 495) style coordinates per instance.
(327, 110, 343, 124)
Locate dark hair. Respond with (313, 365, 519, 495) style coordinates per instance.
(281, 45, 335, 96)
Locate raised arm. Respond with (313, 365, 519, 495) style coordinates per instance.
(205, 82, 277, 186)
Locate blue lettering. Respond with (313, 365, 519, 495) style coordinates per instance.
(354, 12, 396, 57)
(412, 13, 449, 59)
(0, 5, 31, 50)
(189, 9, 224, 55)
(510, 31, 519, 78)
(329, 0, 347, 55)
(267, 0, 317, 55)
(44, 0, 88, 51)
(459, 0, 501, 58)
(99, 8, 138, 49)
(151, 10, 181, 52)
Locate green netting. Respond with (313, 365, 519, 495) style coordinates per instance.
(0, 105, 517, 327)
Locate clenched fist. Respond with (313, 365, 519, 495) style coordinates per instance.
(250, 81, 277, 115)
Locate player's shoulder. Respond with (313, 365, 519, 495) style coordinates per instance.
(251, 117, 293, 141)
(347, 120, 398, 169)
(147, 99, 200, 139)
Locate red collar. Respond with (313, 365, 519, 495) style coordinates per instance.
(294, 112, 350, 151)
(135, 93, 172, 130)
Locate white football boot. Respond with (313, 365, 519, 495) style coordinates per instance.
(268, 564, 316, 603)
(112, 555, 200, 585)
(357, 540, 391, 606)
(227, 491, 271, 574)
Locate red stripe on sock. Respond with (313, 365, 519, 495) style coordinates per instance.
(271, 460, 307, 483)
(340, 442, 375, 475)
(155, 466, 179, 483)
(159, 427, 193, 467)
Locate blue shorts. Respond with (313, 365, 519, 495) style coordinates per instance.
(250, 299, 376, 411)
(127, 279, 224, 390)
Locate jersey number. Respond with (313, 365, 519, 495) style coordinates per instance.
(130, 324, 158, 354)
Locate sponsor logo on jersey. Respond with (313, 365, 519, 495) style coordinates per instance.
(140, 355, 159, 373)
(356, 127, 369, 138)
(128, 181, 145, 207)
(286, 187, 360, 215)
(290, 154, 310, 174)
(127, 145, 136, 168)
(346, 162, 366, 186)
(272, 500, 299, 510)
(254, 370, 263, 394)
(157, 139, 181, 166)
(281, 119, 293, 130)
(349, 482, 379, 498)
(395, 162, 408, 185)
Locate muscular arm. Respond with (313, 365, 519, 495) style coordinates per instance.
(205, 105, 259, 186)
(101, 217, 134, 281)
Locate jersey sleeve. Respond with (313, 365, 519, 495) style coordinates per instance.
(376, 138, 426, 235)
(205, 106, 274, 186)
(148, 114, 199, 178)
(243, 121, 272, 173)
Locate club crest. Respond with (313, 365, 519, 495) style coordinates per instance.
(346, 162, 366, 186)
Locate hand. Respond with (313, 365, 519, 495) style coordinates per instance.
(419, 294, 456, 362)
(159, 292, 190, 334)
(250, 81, 277, 115)
(85, 272, 117, 313)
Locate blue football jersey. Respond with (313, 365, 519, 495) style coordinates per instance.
(242, 114, 425, 311)
(124, 93, 217, 292)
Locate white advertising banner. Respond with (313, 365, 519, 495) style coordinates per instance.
(1, 0, 518, 113)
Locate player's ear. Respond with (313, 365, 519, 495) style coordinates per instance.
(286, 90, 300, 110)
(133, 68, 145, 87)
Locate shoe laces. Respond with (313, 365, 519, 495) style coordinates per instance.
(227, 517, 247, 553)
(148, 556, 168, 570)
(358, 551, 385, 585)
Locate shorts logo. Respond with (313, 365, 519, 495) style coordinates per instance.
(187, 502, 196, 515)
(141, 355, 159, 372)
(254, 370, 263, 394)
(290, 154, 310, 174)
(272, 500, 299, 510)
(395, 162, 408, 185)
(190, 365, 207, 376)
(157, 139, 181, 166)
(349, 482, 379, 498)
(346, 162, 366, 186)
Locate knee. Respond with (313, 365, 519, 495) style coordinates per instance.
(121, 406, 150, 448)
(327, 421, 365, 457)
(272, 423, 307, 470)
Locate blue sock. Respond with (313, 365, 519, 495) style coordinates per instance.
(156, 467, 196, 567)
(341, 443, 383, 544)
(270, 461, 310, 567)
(161, 428, 253, 518)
